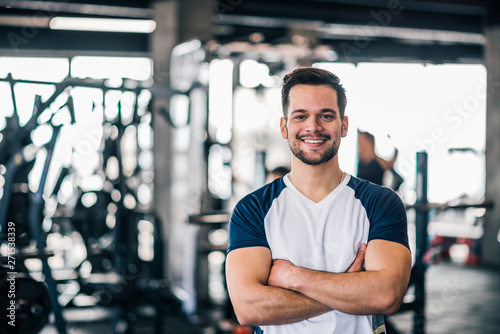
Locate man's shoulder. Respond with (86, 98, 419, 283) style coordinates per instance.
(234, 177, 288, 213)
(347, 176, 403, 206)
(228, 178, 287, 252)
(348, 175, 394, 192)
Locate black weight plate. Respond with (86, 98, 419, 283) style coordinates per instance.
(0, 275, 51, 334)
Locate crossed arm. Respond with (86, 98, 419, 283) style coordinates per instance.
(225, 240, 411, 327)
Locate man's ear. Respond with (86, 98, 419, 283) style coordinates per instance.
(280, 117, 288, 139)
(341, 116, 349, 137)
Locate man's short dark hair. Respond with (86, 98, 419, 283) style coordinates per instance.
(281, 67, 347, 119)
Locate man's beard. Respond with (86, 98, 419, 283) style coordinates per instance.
(288, 132, 339, 166)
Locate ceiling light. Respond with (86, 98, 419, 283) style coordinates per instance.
(49, 17, 156, 33)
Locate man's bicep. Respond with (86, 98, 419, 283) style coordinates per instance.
(226, 247, 272, 296)
(365, 239, 411, 270)
(365, 240, 411, 288)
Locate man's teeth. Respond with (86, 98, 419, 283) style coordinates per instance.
(304, 139, 324, 143)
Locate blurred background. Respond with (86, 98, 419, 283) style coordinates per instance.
(0, 1, 499, 333)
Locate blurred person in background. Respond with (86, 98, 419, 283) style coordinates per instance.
(265, 166, 290, 183)
(357, 131, 403, 191)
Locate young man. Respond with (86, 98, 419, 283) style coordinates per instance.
(226, 67, 411, 334)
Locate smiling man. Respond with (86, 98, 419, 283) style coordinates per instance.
(226, 67, 411, 334)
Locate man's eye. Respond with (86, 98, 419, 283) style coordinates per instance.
(295, 115, 306, 120)
(321, 114, 334, 119)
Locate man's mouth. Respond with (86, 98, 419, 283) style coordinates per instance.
(302, 139, 326, 144)
(298, 134, 330, 144)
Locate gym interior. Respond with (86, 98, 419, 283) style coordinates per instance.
(1, 1, 500, 333)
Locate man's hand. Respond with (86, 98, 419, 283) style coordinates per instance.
(268, 259, 296, 290)
(346, 243, 366, 273)
(268, 243, 367, 290)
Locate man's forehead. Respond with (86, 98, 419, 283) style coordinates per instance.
(289, 84, 337, 99)
(287, 84, 338, 110)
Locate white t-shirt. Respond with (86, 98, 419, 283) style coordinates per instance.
(228, 174, 408, 334)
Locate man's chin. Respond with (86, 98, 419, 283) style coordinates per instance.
(291, 148, 338, 166)
(300, 159, 330, 166)
(296, 153, 334, 166)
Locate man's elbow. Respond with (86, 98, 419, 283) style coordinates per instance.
(235, 314, 256, 327)
(381, 299, 403, 316)
(233, 305, 261, 327)
(376, 268, 411, 315)
(377, 291, 404, 315)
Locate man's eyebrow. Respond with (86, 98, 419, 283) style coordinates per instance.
(290, 109, 307, 115)
(290, 108, 337, 114)
(320, 108, 337, 114)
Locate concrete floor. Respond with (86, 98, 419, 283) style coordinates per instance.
(39, 262, 500, 334)
(388, 262, 500, 334)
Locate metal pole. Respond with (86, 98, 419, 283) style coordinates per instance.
(28, 126, 67, 334)
(414, 151, 429, 334)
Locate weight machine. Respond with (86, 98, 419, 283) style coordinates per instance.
(0, 73, 181, 333)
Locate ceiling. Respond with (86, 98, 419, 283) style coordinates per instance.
(0, 0, 499, 63)
(0, 0, 153, 56)
(213, 0, 499, 64)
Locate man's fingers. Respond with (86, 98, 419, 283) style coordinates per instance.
(347, 243, 366, 273)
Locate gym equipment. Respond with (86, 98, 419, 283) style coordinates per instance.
(188, 213, 230, 312)
(0, 262, 51, 334)
(396, 151, 493, 334)
(0, 78, 77, 333)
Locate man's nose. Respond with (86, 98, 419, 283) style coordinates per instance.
(305, 116, 322, 132)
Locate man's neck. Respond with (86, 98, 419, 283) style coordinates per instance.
(288, 157, 343, 203)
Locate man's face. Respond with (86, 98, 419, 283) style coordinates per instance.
(280, 84, 348, 166)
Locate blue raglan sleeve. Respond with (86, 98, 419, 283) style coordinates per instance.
(227, 193, 270, 253)
(367, 187, 409, 250)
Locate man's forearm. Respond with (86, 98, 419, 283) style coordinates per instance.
(268, 241, 411, 315)
(289, 268, 397, 315)
(230, 282, 331, 326)
(226, 246, 332, 327)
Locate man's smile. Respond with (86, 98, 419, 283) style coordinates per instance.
(302, 139, 326, 144)
(298, 135, 331, 147)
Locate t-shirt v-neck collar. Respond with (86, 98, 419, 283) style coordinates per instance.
(283, 174, 350, 207)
